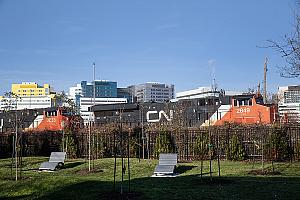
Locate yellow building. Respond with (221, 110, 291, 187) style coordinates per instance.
(11, 82, 51, 97)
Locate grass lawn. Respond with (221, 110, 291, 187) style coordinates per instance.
(0, 157, 299, 199)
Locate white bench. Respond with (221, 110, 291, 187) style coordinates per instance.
(39, 152, 66, 171)
(153, 153, 178, 177)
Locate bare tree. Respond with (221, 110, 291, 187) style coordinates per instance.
(267, 10, 300, 78)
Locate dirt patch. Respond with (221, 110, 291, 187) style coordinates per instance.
(101, 191, 143, 200)
(76, 168, 104, 175)
(3, 176, 32, 181)
(248, 169, 281, 175)
(191, 177, 235, 185)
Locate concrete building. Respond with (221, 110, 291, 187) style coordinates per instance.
(68, 81, 128, 123)
(17, 96, 53, 110)
(0, 96, 16, 110)
(278, 85, 300, 122)
(0, 96, 53, 110)
(69, 83, 82, 98)
(80, 97, 127, 124)
(176, 87, 218, 100)
(117, 87, 134, 103)
(11, 82, 52, 97)
(175, 86, 243, 101)
(129, 82, 174, 103)
(0, 82, 56, 111)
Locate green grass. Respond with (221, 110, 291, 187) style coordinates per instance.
(0, 157, 299, 199)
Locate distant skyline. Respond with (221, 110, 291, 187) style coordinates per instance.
(0, 0, 299, 96)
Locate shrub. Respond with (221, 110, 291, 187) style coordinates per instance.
(226, 133, 245, 161)
(194, 131, 209, 159)
(154, 129, 176, 158)
(270, 127, 293, 161)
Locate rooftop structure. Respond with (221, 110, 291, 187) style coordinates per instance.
(278, 85, 300, 122)
(11, 82, 52, 97)
(129, 82, 174, 103)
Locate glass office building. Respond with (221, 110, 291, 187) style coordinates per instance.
(81, 80, 117, 98)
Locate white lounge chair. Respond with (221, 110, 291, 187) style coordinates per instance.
(39, 152, 66, 171)
(152, 153, 178, 177)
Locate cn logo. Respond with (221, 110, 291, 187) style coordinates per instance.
(146, 110, 174, 123)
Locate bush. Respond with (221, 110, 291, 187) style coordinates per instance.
(226, 133, 245, 161)
(270, 127, 293, 161)
(194, 131, 209, 159)
(154, 129, 176, 158)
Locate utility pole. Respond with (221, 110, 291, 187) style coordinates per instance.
(93, 62, 96, 106)
(88, 62, 96, 171)
(15, 109, 18, 181)
(263, 57, 268, 103)
(14, 94, 21, 181)
(141, 106, 144, 159)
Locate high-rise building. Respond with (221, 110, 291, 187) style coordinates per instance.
(175, 87, 242, 100)
(129, 82, 174, 103)
(69, 83, 82, 98)
(80, 97, 127, 123)
(117, 87, 134, 103)
(81, 80, 117, 98)
(68, 80, 127, 123)
(278, 85, 300, 122)
(11, 82, 52, 97)
(1, 82, 56, 110)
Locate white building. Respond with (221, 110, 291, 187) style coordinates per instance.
(176, 87, 217, 100)
(278, 85, 300, 122)
(130, 82, 174, 103)
(0, 96, 53, 110)
(69, 83, 82, 99)
(17, 96, 53, 110)
(175, 87, 242, 100)
(80, 97, 127, 123)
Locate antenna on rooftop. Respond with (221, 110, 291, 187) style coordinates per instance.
(93, 62, 96, 106)
(257, 82, 261, 94)
(263, 57, 268, 103)
(212, 78, 217, 92)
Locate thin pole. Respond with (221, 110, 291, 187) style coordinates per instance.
(209, 123, 212, 182)
(128, 130, 131, 192)
(217, 130, 221, 178)
(120, 114, 123, 195)
(88, 121, 91, 171)
(11, 135, 14, 180)
(200, 131, 203, 181)
(62, 123, 64, 152)
(113, 130, 116, 192)
(141, 106, 145, 159)
(263, 57, 268, 103)
(15, 110, 18, 181)
(19, 133, 22, 180)
(147, 132, 150, 159)
(93, 62, 96, 106)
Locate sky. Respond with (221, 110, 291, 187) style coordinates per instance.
(0, 0, 299, 96)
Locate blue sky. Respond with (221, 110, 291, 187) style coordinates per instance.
(0, 0, 299, 95)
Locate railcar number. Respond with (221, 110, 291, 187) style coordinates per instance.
(47, 118, 56, 123)
(236, 108, 250, 114)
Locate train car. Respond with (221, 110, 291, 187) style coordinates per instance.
(202, 93, 278, 126)
(92, 93, 279, 128)
(27, 107, 83, 132)
(0, 107, 81, 133)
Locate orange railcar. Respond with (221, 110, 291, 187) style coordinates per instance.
(213, 94, 278, 125)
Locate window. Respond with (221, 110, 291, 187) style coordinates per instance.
(234, 99, 237, 106)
